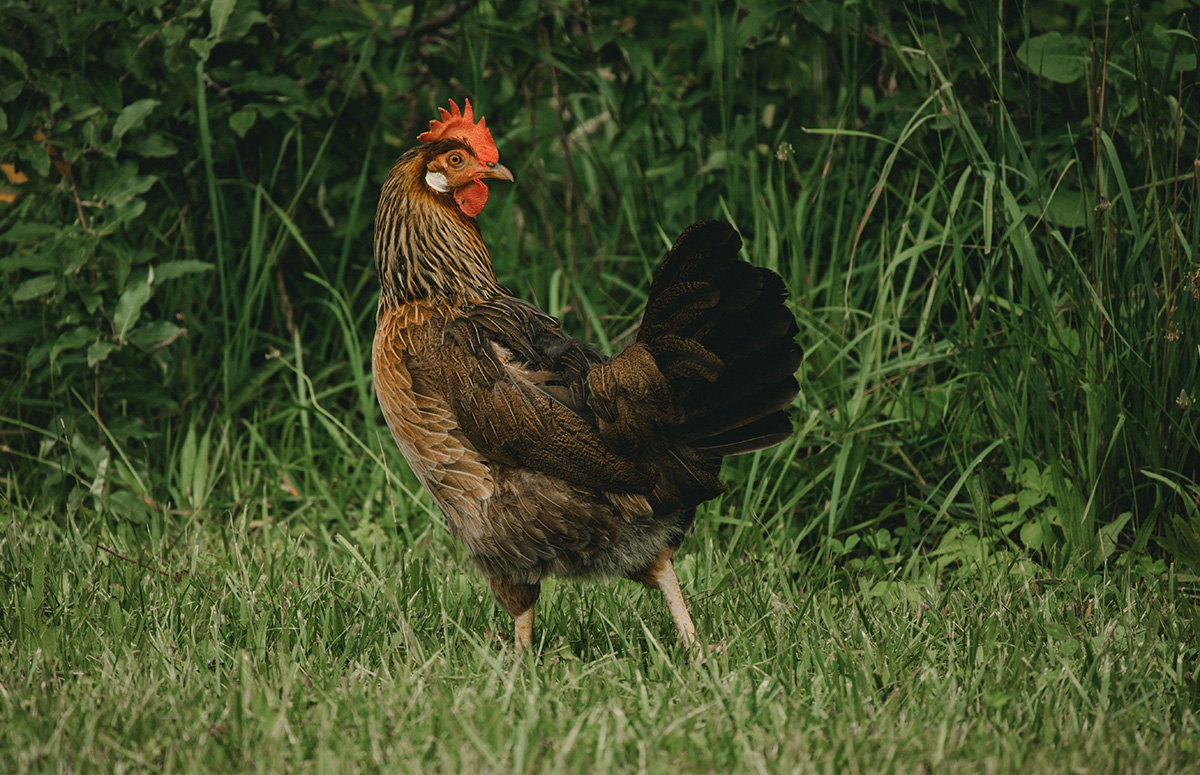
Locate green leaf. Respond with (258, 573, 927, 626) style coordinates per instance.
(0, 316, 41, 345)
(229, 109, 256, 138)
(179, 422, 198, 503)
(113, 98, 160, 140)
(1038, 188, 1088, 229)
(1016, 33, 1090, 84)
(231, 72, 306, 102)
(0, 44, 30, 79)
(105, 173, 157, 209)
(113, 271, 154, 341)
(154, 260, 215, 281)
(125, 133, 179, 158)
(0, 222, 60, 243)
(127, 321, 183, 351)
(1098, 512, 1133, 560)
(210, 0, 237, 40)
(17, 140, 50, 177)
(0, 251, 58, 272)
(0, 80, 22, 102)
(12, 274, 57, 302)
(51, 326, 95, 361)
(1020, 520, 1044, 551)
(1016, 487, 1047, 517)
(87, 339, 119, 367)
(1045, 622, 1070, 640)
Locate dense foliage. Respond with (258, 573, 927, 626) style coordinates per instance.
(1, 0, 1198, 573)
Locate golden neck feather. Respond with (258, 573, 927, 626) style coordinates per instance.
(373, 148, 504, 308)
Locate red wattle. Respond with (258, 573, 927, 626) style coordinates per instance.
(456, 179, 490, 217)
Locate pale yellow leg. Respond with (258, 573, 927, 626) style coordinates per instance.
(488, 578, 539, 654)
(514, 607, 534, 653)
(646, 554, 699, 648)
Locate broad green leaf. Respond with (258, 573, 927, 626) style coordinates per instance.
(125, 133, 179, 158)
(0, 222, 60, 243)
(127, 321, 183, 351)
(19, 139, 51, 177)
(1016, 487, 1047, 517)
(229, 109, 256, 138)
(12, 274, 57, 302)
(105, 173, 157, 209)
(0, 44, 30, 78)
(231, 72, 306, 102)
(113, 271, 154, 340)
(1098, 512, 1133, 560)
(0, 251, 58, 272)
(0, 316, 41, 345)
(51, 326, 95, 361)
(1038, 188, 1088, 229)
(1020, 520, 1044, 551)
(87, 339, 119, 367)
(1045, 622, 1070, 640)
(113, 98, 160, 140)
(1016, 33, 1090, 84)
(210, 0, 237, 40)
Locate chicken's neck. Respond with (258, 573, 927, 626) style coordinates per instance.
(374, 154, 505, 310)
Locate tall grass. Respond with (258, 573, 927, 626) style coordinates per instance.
(1, 0, 1197, 612)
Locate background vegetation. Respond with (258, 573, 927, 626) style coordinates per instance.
(1, 0, 1198, 772)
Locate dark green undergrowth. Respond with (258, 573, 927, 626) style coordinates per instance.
(2, 0, 1198, 572)
(2, 0, 1200, 769)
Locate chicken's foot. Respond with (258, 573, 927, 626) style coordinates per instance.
(636, 548, 699, 649)
(489, 576, 540, 653)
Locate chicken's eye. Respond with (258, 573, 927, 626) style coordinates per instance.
(447, 153, 465, 167)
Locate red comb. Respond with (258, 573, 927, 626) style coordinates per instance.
(417, 98, 499, 165)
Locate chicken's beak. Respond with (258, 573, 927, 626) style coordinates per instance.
(479, 163, 514, 182)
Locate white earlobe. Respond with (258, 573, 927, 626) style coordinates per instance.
(425, 171, 450, 192)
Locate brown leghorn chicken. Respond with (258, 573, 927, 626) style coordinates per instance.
(373, 99, 801, 652)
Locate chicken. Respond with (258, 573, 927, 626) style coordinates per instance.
(372, 99, 801, 652)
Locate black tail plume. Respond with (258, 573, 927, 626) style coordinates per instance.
(638, 220, 802, 457)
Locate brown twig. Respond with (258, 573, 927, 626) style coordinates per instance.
(120, 18, 176, 85)
(392, 1, 479, 41)
(149, 326, 188, 352)
(98, 543, 185, 581)
(36, 131, 90, 231)
(275, 268, 296, 336)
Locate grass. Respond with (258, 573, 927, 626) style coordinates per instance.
(3, 504, 1198, 774)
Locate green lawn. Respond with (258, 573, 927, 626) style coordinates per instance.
(3, 508, 1196, 774)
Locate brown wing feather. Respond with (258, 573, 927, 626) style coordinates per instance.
(373, 306, 493, 532)
(435, 299, 657, 494)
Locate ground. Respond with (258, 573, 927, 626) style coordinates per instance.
(3, 511, 1196, 775)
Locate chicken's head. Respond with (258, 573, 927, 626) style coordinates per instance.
(418, 99, 512, 217)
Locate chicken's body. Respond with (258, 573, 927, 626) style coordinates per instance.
(373, 100, 801, 651)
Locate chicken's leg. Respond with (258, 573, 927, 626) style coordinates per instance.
(635, 548, 698, 648)
(489, 577, 540, 653)
(513, 607, 534, 651)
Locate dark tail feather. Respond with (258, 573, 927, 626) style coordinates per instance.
(638, 220, 801, 458)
